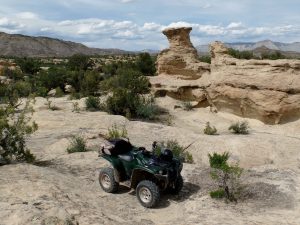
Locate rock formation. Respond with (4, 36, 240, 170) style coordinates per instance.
(208, 41, 300, 124)
(152, 27, 300, 124)
(156, 27, 210, 80)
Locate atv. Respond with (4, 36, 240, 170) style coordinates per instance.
(98, 138, 183, 208)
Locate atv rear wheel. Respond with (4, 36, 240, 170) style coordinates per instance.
(99, 168, 119, 193)
(136, 180, 160, 208)
(169, 174, 183, 194)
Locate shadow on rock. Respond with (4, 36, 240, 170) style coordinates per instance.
(157, 182, 201, 208)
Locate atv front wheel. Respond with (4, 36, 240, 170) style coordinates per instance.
(169, 175, 183, 194)
(99, 167, 119, 193)
(136, 180, 160, 208)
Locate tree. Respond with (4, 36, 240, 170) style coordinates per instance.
(136, 53, 156, 76)
(67, 54, 93, 71)
(0, 98, 37, 164)
(16, 58, 41, 75)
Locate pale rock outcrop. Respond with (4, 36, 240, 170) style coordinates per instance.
(156, 27, 210, 80)
(208, 41, 300, 124)
(152, 28, 300, 124)
(47, 89, 57, 97)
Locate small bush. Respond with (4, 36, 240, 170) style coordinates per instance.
(199, 55, 211, 64)
(228, 121, 249, 134)
(35, 86, 48, 97)
(182, 101, 193, 111)
(136, 96, 159, 120)
(210, 189, 225, 199)
(208, 152, 243, 202)
(67, 135, 87, 153)
(154, 140, 194, 163)
(0, 99, 37, 164)
(107, 124, 128, 139)
(85, 96, 101, 111)
(54, 87, 64, 97)
(204, 122, 218, 135)
(13, 81, 32, 97)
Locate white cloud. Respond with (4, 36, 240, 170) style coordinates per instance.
(0, 12, 299, 50)
(16, 12, 38, 20)
(120, 0, 135, 3)
(227, 22, 244, 30)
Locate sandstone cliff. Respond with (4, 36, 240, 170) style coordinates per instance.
(152, 27, 300, 124)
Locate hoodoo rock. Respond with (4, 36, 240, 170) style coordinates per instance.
(151, 27, 300, 124)
(156, 27, 210, 79)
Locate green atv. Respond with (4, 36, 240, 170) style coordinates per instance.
(98, 139, 183, 208)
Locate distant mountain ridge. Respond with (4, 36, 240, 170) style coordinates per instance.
(197, 40, 300, 54)
(0, 32, 131, 57)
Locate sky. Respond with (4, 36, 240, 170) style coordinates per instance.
(0, 0, 300, 50)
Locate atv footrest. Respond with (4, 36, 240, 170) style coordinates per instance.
(121, 180, 131, 188)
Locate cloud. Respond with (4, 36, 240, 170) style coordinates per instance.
(0, 11, 299, 50)
(120, 0, 135, 3)
(16, 12, 38, 20)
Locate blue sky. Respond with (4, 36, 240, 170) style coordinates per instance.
(0, 0, 299, 50)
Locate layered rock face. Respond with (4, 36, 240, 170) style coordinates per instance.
(209, 41, 300, 124)
(156, 27, 210, 79)
(152, 28, 300, 124)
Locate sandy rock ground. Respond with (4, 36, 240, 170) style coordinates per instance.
(1, 96, 300, 225)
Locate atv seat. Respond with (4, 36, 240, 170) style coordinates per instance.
(118, 154, 134, 162)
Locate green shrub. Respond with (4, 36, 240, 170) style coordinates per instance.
(105, 88, 139, 117)
(54, 87, 64, 97)
(80, 70, 102, 96)
(107, 124, 128, 139)
(0, 99, 37, 164)
(101, 68, 150, 94)
(13, 81, 32, 97)
(204, 122, 218, 135)
(38, 67, 65, 90)
(228, 121, 249, 134)
(136, 96, 159, 120)
(208, 152, 243, 202)
(16, 58, 41, 75)
(35, 86, 48, 97)
(85, 96, 102, 111)
(228, 48, 254, 60)
(67, 135, 88, 153)
(136, 52, 156, 76)
(182, 101, 193, 111)
(210, 189, 225, 199)
(67, 54, 93, 71)
(199, 55, 211, 64)
(154, 140, 194, 164)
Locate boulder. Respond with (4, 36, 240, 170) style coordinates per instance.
(47, 89, 56, 97)
(64, 84, 73, 93)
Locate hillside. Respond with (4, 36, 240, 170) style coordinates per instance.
(0, 32, 130, 57)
